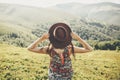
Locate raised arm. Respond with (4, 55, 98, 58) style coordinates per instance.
(27, 33, 49, 54)
(71, 32, 93, 53)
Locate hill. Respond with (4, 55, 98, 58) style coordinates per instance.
(0, 3, 78, 27)
(0, 3, 120, 48)
(0, 3, 77, 47)
(53, 2, 120, 25)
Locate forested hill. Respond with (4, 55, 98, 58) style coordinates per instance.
(0, 3, 120, 49)
(53, 2, 120, 26)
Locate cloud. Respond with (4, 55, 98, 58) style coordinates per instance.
(0, 0, 119, 7)
(98, 0, 120, 4)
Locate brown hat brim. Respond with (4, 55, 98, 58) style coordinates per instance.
(49, 23, 72, 49)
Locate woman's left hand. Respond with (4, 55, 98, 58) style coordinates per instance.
(41, 33, 49, 41)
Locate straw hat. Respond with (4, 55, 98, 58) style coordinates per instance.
(49, 23, 72, 49)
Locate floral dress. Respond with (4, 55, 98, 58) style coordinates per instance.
(48, 47, 73, 80)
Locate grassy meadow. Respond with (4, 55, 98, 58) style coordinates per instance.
(0, 43, 120, 80)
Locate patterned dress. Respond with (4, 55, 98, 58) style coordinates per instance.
(48, 47, 73, 80)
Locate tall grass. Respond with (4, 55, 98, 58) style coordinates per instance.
(0, 43, 120, 80)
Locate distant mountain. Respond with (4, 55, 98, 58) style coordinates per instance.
(0, 3, 120, 47)
(0, 3, 78, 47)
(53, 2, 120, 25)
(0, 3, 77, 28)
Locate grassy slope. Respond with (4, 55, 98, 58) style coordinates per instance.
(0, 43, 120, 80)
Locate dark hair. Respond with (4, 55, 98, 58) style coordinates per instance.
(47, 23, 75, 58)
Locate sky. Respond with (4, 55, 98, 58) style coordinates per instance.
(0, 0, 120, 7)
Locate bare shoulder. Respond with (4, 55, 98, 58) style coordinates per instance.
(39, 46, 49, 53)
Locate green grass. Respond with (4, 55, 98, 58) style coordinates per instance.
(0, 43, 120, 80)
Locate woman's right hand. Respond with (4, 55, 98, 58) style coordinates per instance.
(71, 32, 80, 40)
(71, 32, 93, 53)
